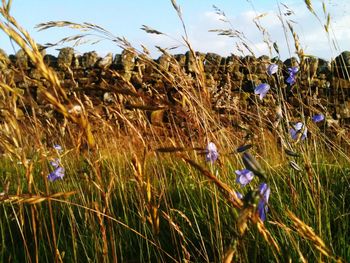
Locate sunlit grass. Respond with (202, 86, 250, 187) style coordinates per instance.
(0, 0, 350, 262)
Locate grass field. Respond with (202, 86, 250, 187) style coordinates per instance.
(0, 0, 349, 262)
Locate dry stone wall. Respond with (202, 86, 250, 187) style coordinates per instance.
(1, 47, 350, 122)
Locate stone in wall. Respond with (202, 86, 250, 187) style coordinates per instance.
(2, 46, 350, 127)
(81, 51, 99, 68)
(43, 54, 58, 67)
(120, 49, 135, 81)
(204, 53, 222, 76)
(57, 47, 75, 69)
(15, 49, 29, 70)
(97, 53, 113, 69)
(174, 54, 186, 68)
(185, 51, 196, 73)
(333, 51, 350, 80)
(157, 54, 171, 71)
(283, 57, 299, 69)
(112, 54, 122, 69)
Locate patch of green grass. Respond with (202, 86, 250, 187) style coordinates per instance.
(1, 152, 349, 262)
(0, 0, 350, 262)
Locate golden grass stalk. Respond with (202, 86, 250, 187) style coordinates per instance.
(182, 157, 243, 208)
(0, 5, 95, 148)
(287, 210, 338, 260)
(256, 220, 280, 254)
(0, 191, 77, 204)
(270, 220, 307, 262)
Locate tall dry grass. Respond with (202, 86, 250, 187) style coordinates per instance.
(0, 0, 349, 262)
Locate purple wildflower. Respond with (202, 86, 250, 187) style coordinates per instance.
(257, 183, 270, 221)
(53, 144, 63, 152)
(286, 75, 296, 85)
(50, 158, 60, 168)
(235, 169, 254, 186)
(267, 63, 278, 75)
(205, 142, 219, 163)
(47, 166, 65, 182)
(290, 122, 307, 140)
(286, 66, 298, 85)
(288, 66, 299, 75)
(236, 191, 243, 199)
(312, 113, 325, 123)
(254, 83, 270, 100)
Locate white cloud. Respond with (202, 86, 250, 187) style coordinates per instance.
(1, 1, 348, 61)
(143, 1, 350, 61)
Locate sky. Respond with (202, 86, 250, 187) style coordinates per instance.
(0, 0, 349, 61)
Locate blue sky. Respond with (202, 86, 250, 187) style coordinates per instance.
(0, 0, 349, 60)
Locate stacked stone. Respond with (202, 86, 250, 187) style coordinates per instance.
(0, 47, 350, 124)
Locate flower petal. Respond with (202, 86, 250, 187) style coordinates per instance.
(206, 142, 219, 163)
(286, 75, 296, 85)
(53, 144, 62, 152)
(286, 67, 298, 85)
(267, 63, 278, 75)
(289, 128, 298, 140)
(257, 183, 270, 221)
(254, 83, 270, 100)
(294, 122, 303, 130)
(235, 191, 243, 199)
(50, 158, 60, 168)
(258, 200, 268, 221)
(288, 66, 299, 74)
(290, 122, 307, 140)
(48, 167, 65, 182)
(235, 169, 254, 186)
(312, 113, 325, 123)
(259, 183, 270, 201)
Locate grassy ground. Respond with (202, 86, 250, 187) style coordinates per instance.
(1, 146, 349, 262)
(0, 0, 350, 262)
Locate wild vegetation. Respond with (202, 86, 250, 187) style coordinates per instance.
(0, 0, 349, 262)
